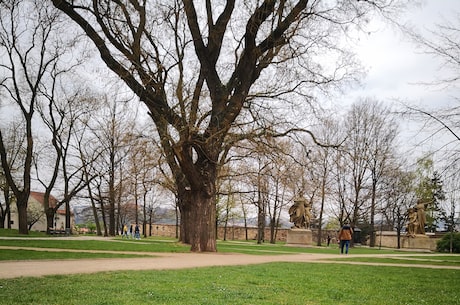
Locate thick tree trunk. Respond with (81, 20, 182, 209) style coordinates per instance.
(187, 189, 216, 252)
(269, 216, 276, 244)
(12, 191, 29, 234)
(88, 186, 102, 236)
(108, 191, 116, 236)
(178, 189, 217, 251)
(7, 206, 11, 229)
(17, 201, 28, 234)
(178, 191, 192, 244)
(1, 189, 11, 229)
(65, 200, 71, 234)
(257, 203, 265, 244)
(100, 200, 108, 237)
(46, 208, 54, 234)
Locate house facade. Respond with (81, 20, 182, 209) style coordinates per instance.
(9, 191, 74, 232)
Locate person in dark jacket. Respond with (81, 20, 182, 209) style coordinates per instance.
(134, 224, 140, 240)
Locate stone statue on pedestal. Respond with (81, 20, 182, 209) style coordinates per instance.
(288, 199, 312, 229)
(415, 200, 427, 234)
(406, 208, 417, 238)
(406, 199, 429, 237)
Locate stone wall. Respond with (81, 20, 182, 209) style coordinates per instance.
(148, 224, 337, 244)
(146, 225, 440, 250)
(148, 224, 289, 241)
(375, 231, 440, 251)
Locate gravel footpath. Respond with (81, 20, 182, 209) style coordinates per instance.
(0, 250, 342, 279)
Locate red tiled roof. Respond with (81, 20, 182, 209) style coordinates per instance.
(29, 191, 59, 208)
(28, 191, 74, 217)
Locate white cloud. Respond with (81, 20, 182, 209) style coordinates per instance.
(344, 0, 460, 108)
(335, 0, 460, 164)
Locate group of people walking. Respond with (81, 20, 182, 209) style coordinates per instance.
(122, 224, 141, 240)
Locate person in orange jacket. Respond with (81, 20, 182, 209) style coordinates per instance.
(338, 223, 353, 254)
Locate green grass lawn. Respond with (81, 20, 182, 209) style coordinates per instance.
(331, 255, 460, 266)
(0, 236, 190, 253)
(1, 229, 459, 304)
(0, 263, 458, 305)
(217, 240, 400, 255)
(0, 237, 407, 256)
(0, 249, 151, 260)
(0, 229, 48, 237)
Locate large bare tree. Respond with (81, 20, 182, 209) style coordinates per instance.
(82, 95, 137, 236)
(50, 0, 400, 251)
(311, 117, 342, 246)
(0, 0, 68, 234)
(361, 99, 398, 246)
(35, 90, 97, 234)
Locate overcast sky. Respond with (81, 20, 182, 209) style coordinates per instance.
(345, 0, 460, 107)
(339, 0, 460, 162)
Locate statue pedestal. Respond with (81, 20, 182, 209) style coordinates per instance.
(286, 229, 312, 246)
(404, 234, 435, 250)
(376, 231, 438, 251)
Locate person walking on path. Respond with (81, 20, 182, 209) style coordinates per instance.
(338, 223, 353, 254)
(122, 224, 129, 239)
(129, 224, 133, 239)
(134, 224, 141, 240)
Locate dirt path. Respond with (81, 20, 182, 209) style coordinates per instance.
(1, 238, 459, 279)
(0, 251, 327, 279)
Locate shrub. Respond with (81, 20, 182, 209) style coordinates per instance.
(436, 232, 460, 253)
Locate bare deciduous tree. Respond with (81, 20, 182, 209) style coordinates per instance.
(0, 0, 66, 234)
(35, 89, 96, 234)
(338, 99, 399, 245)
(51, 0, 401, 251)
(83, 95, 137, 236)
(311, 118, 342, 246)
